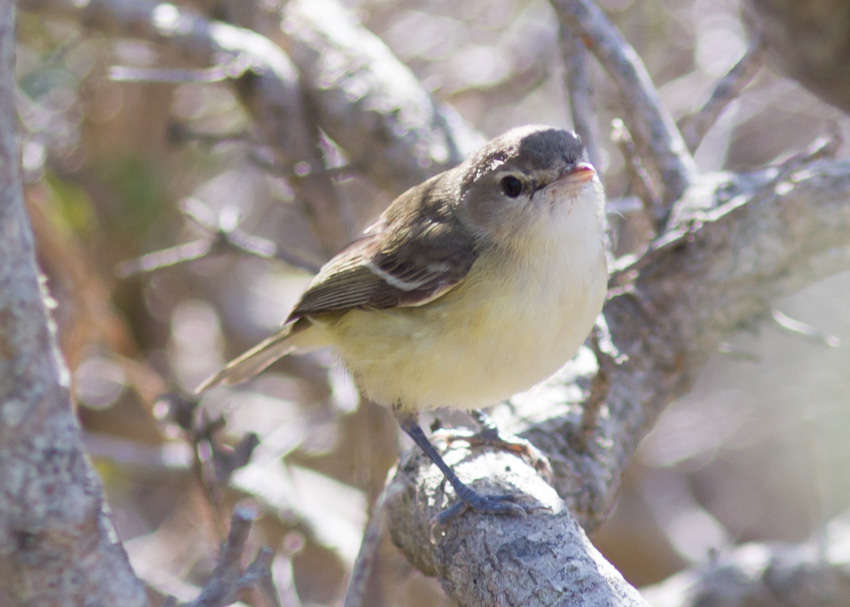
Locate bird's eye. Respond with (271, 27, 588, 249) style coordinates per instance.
(500, 176, 523, 198)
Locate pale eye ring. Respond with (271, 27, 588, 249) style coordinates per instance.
(500, 175, 523, 198)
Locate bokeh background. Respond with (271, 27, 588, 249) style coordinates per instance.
(14, 0, 850, 604)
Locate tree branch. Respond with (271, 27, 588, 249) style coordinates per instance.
(0, 5, 147, 604)
(19, 0, 352, 254)
(278, 0, 485, 193)
(552, 0, 698, 214)
(387, 446, 650, 607)
(642, 512, 850, 607)
(679, 37, 766, 152)
(186, 504, 279, 607)
(558, 27, 601, 170)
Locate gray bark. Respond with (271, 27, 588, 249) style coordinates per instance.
(0, 3, 148, 605)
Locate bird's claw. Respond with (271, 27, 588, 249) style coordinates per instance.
(429, 489, 549, 542)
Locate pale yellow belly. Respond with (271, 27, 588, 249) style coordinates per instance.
(309, 249, 607, 412)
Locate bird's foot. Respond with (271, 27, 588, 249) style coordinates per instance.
(430, 483, 547, 540)
(395, 409, 551, 538)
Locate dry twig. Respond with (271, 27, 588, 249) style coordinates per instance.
(680, 37, 766, 151)
(186, 504, 280, 607)
(116, 197, 322, 277)
(552, 0, 697, 212)
(611, 118, 664, 225)
(559, 26, 601, 170)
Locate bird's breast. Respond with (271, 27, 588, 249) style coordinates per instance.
(319, 209, 607, 411)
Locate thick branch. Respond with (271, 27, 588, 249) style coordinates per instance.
(387, 448, 649, 607)
(0, 5, 147, 605)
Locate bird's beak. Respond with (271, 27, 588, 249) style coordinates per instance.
(559, 162, 596, 187)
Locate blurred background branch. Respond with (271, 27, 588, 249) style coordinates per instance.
(643, 510, 850, 607)
(552, 0, 698, 218)
(679, 36, 766, 152)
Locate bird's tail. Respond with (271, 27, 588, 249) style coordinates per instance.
(195, 323, 302, 393)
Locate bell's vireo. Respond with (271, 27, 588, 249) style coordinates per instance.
(198, 125, 608, 522)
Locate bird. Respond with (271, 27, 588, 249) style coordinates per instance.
(197, 124, 608, 523)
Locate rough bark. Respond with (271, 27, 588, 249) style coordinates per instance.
(387, 449, 649, 606)
(0, 3, 148, 605)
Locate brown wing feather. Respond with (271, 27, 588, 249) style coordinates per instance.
(287, 172, 479, 321)
(288, 238, 386, 316)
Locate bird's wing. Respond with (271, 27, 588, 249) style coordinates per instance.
(195, 172, 478, 393)
(288, 180, 479, 320)
(195, 220, 477, 392)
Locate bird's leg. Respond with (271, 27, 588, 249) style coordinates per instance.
(436, 409, 553, 481)
(394, 407, 531, 526)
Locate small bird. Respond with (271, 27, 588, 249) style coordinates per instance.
(197, 125, 608, 522)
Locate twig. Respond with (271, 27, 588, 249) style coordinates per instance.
(19, 0, 354, 255)
(156, 392, 259, 540)
(109, 54, 251, 83)
(183, 198, 321, 273)
(115, 238, 218, 277)
(552, 0, 697, 210)
(774, 129, 843, 181)
(750, 127, 843, 204)
(680, 37, 766, 151)
(167, 123, 358, 184)
(83, 432, 192, 471)
(186, 503, 279, 607)
(167, 122, 251, 146)
(577, 320, 621, 450)
(611, 118, 663, 226)
(267, 553, 299, 607)
(771, 309, 840, 348)
(247, 150, 359, 182)
(116, 197, 322, 277)
(343, 480, 400, 607)
(716, 342, 761, 362)
(558, 25, 601, 170)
